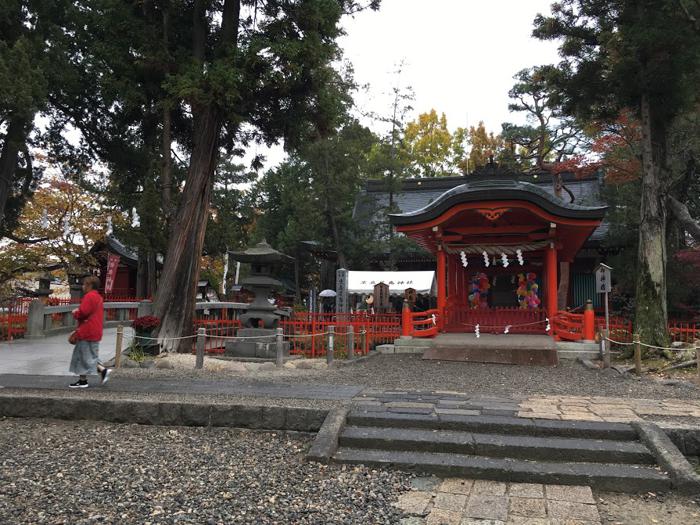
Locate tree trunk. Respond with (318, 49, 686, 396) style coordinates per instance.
(152, 0, 240, 352)
(0, 115, 30, 228)
(634, 93, 669, 349)
(153, 105, 219, 351)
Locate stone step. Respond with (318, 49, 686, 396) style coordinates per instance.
(339, 425, 655, 465)
(556, 341, 600, 360)
(394, 336, 434, 348)
(332, 447, 671, 493)
(347, 410, 638, 441)
(423, 346, 558, 366)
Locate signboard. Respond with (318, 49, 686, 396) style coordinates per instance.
(105, 253, 120, 294)
(374, 282, 390, 312)
(335, 268, 349, 313)
(595, 263, 612, 294)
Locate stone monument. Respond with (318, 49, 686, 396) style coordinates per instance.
(225, 240, 293, 359)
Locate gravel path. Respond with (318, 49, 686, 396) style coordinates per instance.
(0, 418, 411, 525)
(103, 354, 699, 400)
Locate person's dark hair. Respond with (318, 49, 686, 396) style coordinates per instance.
(83, 275, 101, 291)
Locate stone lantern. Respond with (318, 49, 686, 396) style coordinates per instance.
(225, 240, 294, 358)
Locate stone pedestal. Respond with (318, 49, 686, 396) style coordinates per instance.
(224, 328, 290, 358)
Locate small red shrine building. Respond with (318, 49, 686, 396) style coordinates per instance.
(389, 179, 607, 336)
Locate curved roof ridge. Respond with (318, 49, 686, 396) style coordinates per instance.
(390, 180, 607, 226)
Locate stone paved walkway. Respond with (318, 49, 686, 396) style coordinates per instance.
(396, 477, 601, 525)
(0, 327, 130, 375)
(355, 390, 700, 425)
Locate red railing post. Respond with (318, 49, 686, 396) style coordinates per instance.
(583, 299, 595, 342)
(401, 300, 412, 337)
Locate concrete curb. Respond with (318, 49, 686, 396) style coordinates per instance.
(307, 407, 348, 463)
(632, 421, 700, 495)
(0, 394, 328, 432)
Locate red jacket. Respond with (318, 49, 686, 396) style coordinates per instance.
(73, 290, 104, 341)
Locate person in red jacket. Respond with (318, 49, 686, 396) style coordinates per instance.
(69, 275, 111, 388)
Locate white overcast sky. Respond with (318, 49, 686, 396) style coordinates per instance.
(253, 0, 561, 169)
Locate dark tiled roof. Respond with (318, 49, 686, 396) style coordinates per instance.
(354, 173, 609, 242)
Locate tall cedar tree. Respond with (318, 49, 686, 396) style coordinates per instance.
(153, 0, 379, 350)
(533, 0, 700, 346)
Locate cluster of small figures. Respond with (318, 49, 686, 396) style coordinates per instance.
(516, 272, 540, 309)
(468, 272, 540, 309)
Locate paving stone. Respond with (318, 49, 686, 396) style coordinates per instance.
(482, 409, 517, 417)
(508, 497, 546, 518)
(412, 476, 442, 492)
(507, 483, 544, 499)
(439, 478, 474, 495)
(517, 412, 561, 420)
(546, 500, 600, 521)
(426, 508, 462, 525)
(549, 519, 600, 525)
(472, 480, 507, 496)
(400, 517, 427, 525)
(460, 519, 505, 525)
(388, 406, 436, 415)
(436, 408, 482, 416)
(560, 414, 604, 422)
(544, 485, 595, 504)
(395, 491, 433, 516)
(504, 518, 549, 525)
(465, 495, 509, 521)
(386, 402, 435, 409)
(434, 492, 468, 512)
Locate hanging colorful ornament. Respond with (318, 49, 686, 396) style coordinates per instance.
(516, 249, 524, 266)
(501, 253, 509, 267)
(504, 324, 511, 334)
(475, 323, 480, 338)
(545, 317, 551, 332)
(431, 314, 437, 325)
(482, 251, 489, 267)
(460, 250, 468, 267)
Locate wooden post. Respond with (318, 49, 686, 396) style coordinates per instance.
(195, 327, 206, 369)
(545, 243, 558, 335)
(436, 247, 446, 329)
(633, 333, 642, 375)
(583, 300, 595, 342)
(327, 325, 334, 366)
(114, 324, 124, 368)
(603, 329, 611, 369)
(347, 325, 354, 361)
(276, 327, 284, 368)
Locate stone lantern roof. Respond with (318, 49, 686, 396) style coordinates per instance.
(228, 239, 294, 264)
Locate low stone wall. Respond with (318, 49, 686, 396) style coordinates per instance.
(0, 394, 328, 432)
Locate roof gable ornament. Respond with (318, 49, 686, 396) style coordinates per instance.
(475, 207, 511, 221)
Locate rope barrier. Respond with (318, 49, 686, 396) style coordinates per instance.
(604, 336, 698, 352)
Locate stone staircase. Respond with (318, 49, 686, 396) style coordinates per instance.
(331, 408, 672, 492)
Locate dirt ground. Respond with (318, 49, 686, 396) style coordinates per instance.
(595, 490, 700, 525)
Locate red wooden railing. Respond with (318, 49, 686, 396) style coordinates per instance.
(281, 312, 401, 357)
(446, 307, 548, 335)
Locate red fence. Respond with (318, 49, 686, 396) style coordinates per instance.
(281, 312, 401, 357)
(446, 307, 548, 335)
(0, 297, 32, 341)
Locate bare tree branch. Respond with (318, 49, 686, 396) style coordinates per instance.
(668, 195, 700, 242)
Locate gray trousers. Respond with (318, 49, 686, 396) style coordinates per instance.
(69, 340, 100, 375)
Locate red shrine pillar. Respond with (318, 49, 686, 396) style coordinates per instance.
(436, 247, 446, 328)
(545, 243, 558, 323)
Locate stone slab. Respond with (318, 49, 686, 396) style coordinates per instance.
(307, 407, 348, 463)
